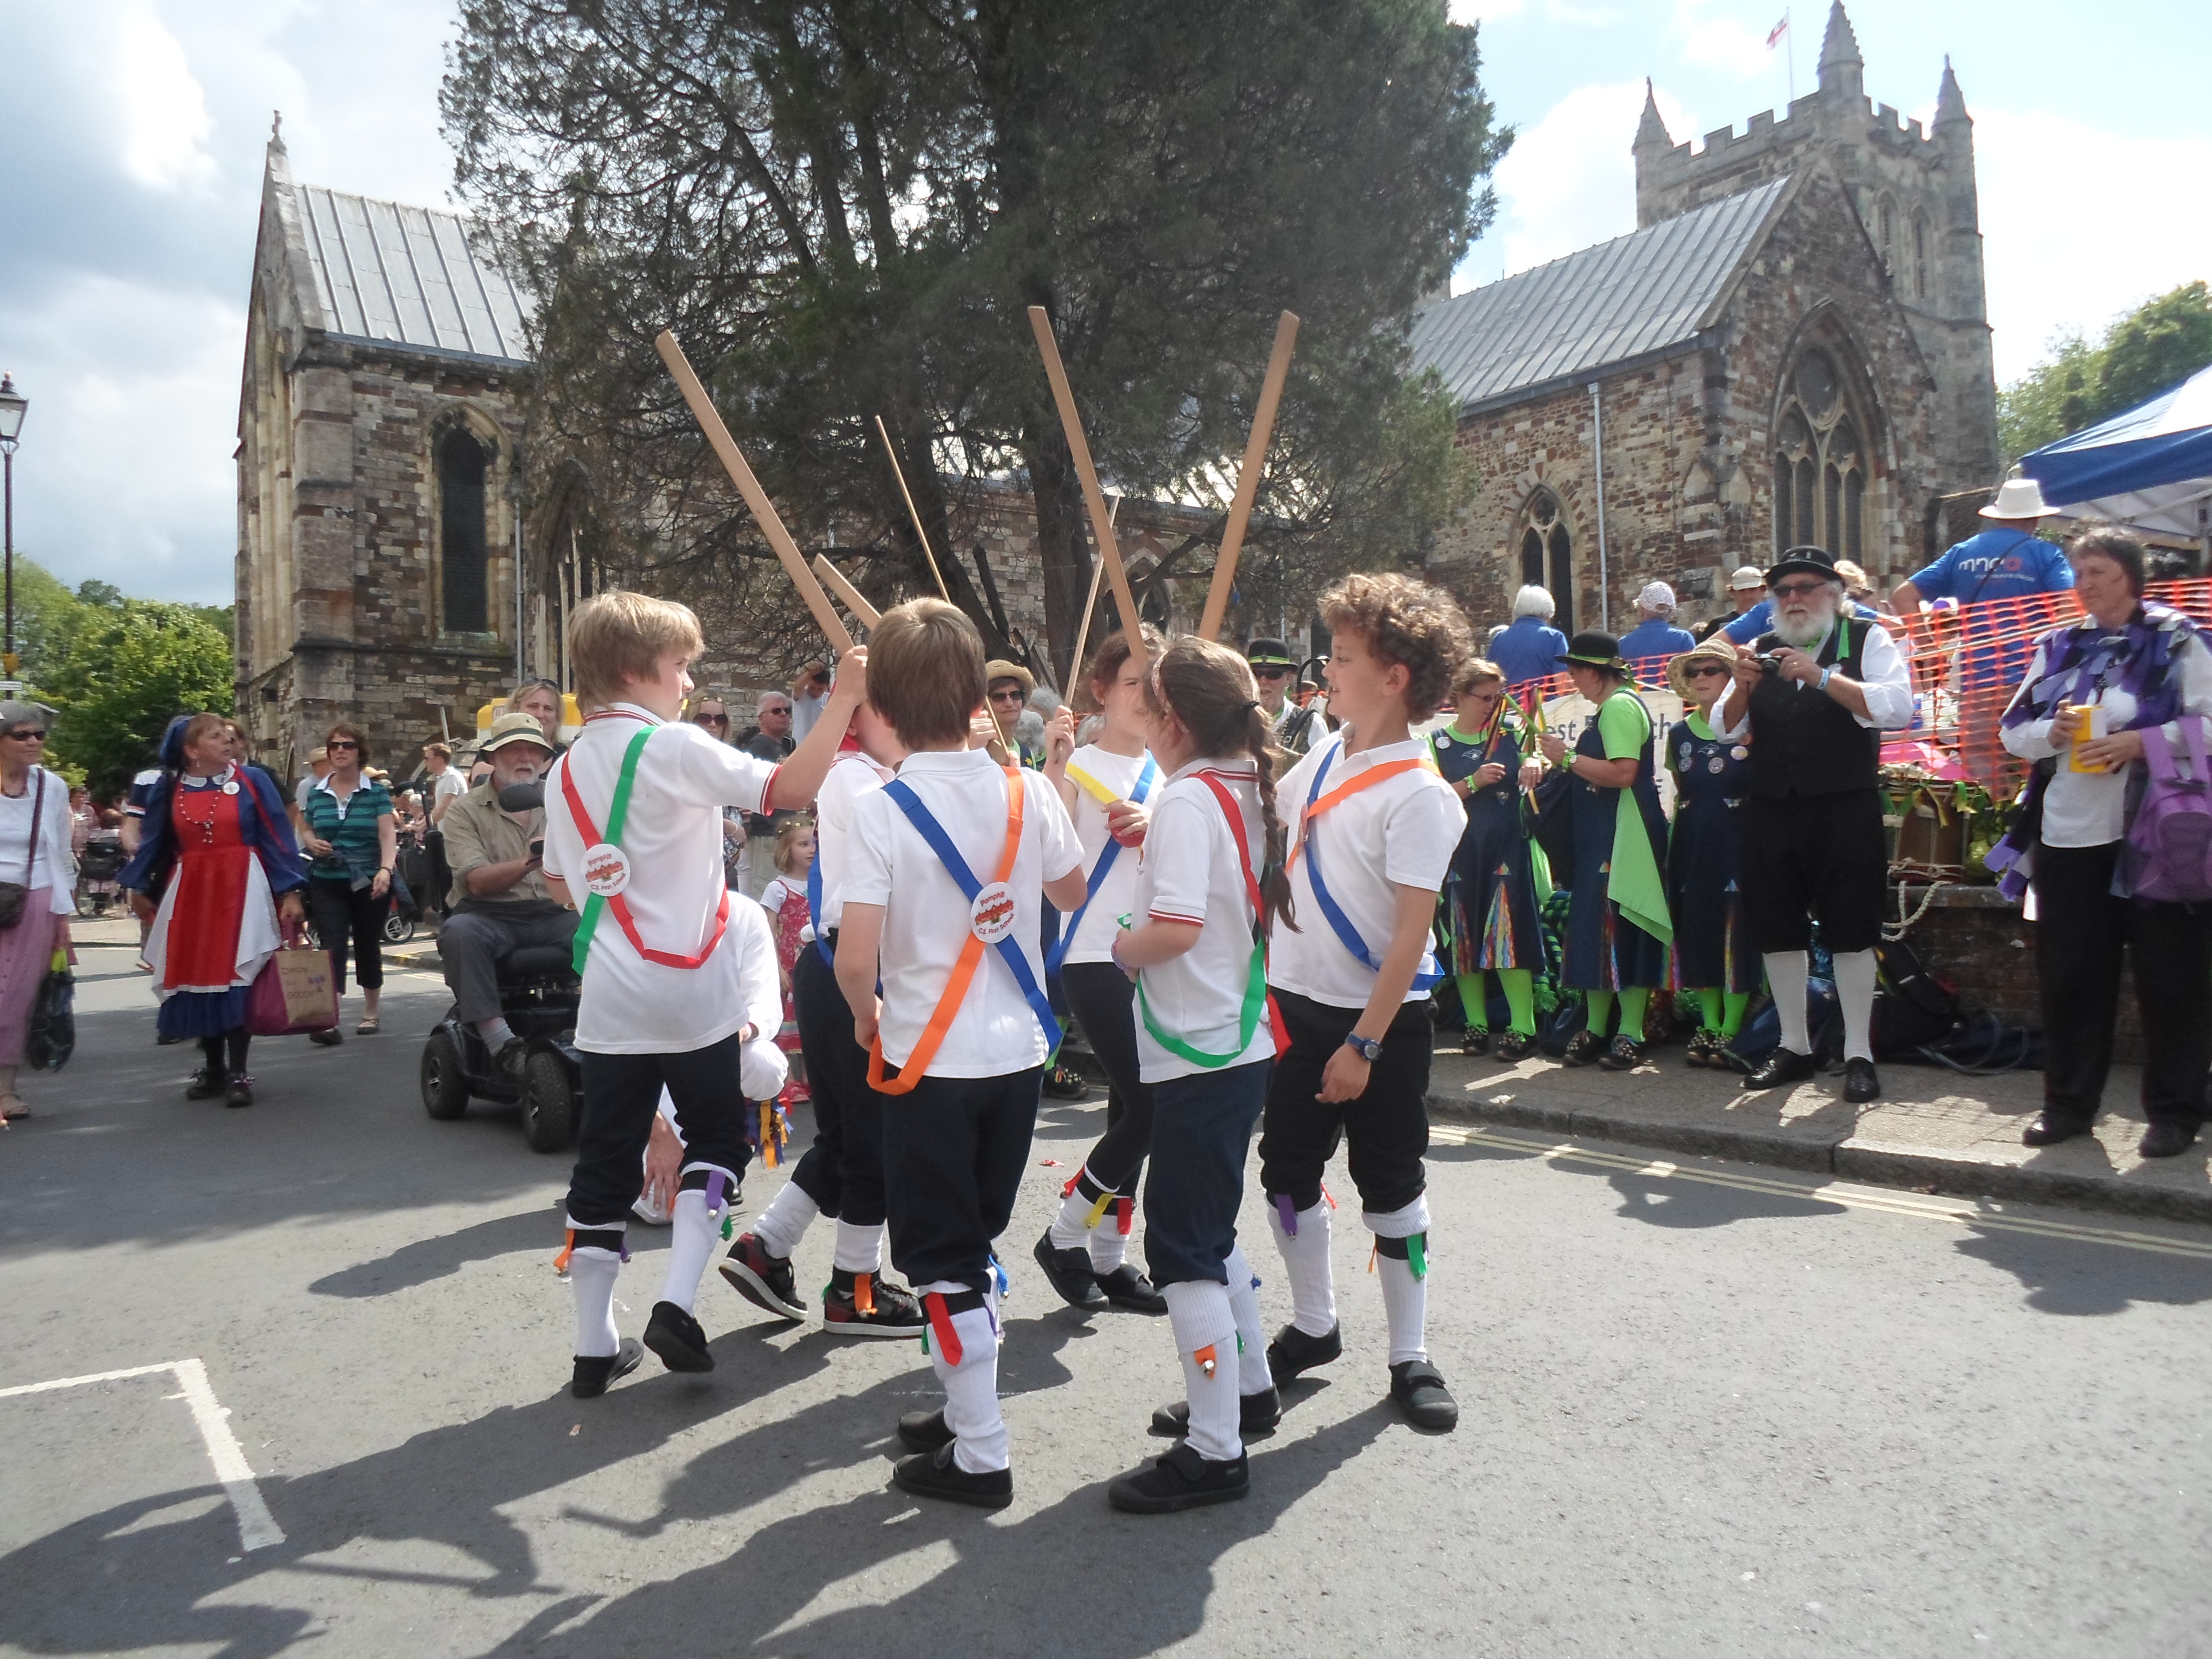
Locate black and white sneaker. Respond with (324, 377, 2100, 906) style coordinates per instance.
(1033, 1229, 1106, 1309)
(571, 1338, 644, 1399)
(719, 1232, 808, 1321)
(1107, 1442, 1249, 1513)
(1265, 1321, 1342, 1382)
(891, 1442, 1012, 1510)
(1149, 1386, 1282, 1440)
(641, 1300, 715, 1372)
(823, 1269, 926, 1337)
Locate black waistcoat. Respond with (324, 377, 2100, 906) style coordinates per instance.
(1745, 617, 1881, 798)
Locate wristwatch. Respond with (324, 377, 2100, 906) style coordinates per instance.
(1343, 1032, 1384, 1062)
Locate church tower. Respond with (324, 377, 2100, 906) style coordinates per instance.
(1631, 0, 1999, 496)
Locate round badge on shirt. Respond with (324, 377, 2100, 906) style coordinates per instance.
(1708, 757, 1725, 774)
(969, 881, 1017, 944)
(1731, 745, 1750, 761)
(582, 842, 632, 898)
(222, 780, 240, 795)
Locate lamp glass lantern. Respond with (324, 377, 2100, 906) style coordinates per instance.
(0, 375, 25, 446)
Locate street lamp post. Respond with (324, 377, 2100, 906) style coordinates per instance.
(0, 375, 26, 683)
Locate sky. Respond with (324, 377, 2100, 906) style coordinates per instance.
(1, 0, 2206, 606)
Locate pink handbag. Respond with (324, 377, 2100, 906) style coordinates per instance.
(246, 945, 339, 1036)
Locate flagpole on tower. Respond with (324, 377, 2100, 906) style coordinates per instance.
(1768, 10, 1793, 103)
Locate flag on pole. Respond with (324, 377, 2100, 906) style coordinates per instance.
(1766, 14, 1789, 47)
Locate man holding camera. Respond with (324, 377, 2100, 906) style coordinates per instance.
(1717, 546, 1914, 1105)
(439, 713, 578, 1074)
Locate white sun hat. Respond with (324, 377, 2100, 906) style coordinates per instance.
(1979, 475, 2054, 519)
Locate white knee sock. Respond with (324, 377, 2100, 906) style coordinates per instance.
(567, 1247, 621, 1358)
(659, 1189, 719, 1314)
(832, 1218, 883, 1274)
(918, 1281, 1007, 1473)
(1831, 948, 1877, 1063)
(1224, 1244, 1271, 1395)
(1162, 1279, 1243, 1463)
(1049, 1168, 1111, 1250)
(1366, 1196, 1432, 1368)
(1268, 1197, 1337, 1338)
(751, 1181, 819, 1260)
(1766, 950, 1811, 1056)
(1087, 1200, 1131, 1274)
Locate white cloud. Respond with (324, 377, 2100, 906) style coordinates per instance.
(1970, 107, 2212, 384)
(1672, 0, 1791, 83)
(1462, 80, 1700, 287)
(115, 4, 218, 192)
(1449, 0, 1528, 19)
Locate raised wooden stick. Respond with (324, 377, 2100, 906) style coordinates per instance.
(1198, 310, 1301, 642)
(1027, 306, 1147, 667)
(873, 415, 951, 600)
(1068, 493, 1121, 685)
(654, 330, 854, 653)
(811, 554, 882, 629)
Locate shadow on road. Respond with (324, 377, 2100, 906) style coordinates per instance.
(1951, 1222, 2212, 1316)
(308, 1208, 566, 1298)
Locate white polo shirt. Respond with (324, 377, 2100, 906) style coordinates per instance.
(542, 704, 779, 1054)
(1056, 742, 1156, 966)
(844, 746, 1082, 1078)
(811, 745, 895, 938)
(1132, 760, 1277, 1083)
(1266, 731, 1461, 1011)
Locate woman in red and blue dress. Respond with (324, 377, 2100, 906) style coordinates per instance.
(120, 714, 309, 1107)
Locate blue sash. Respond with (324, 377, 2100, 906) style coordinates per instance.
(805, 847, 833, 968)
(1301, 738, 1444, 991)
(883, 779, 1063, 1053)
(1046, 755, 1158, 975)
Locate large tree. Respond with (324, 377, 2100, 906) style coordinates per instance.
(443, 0, 1506, 675)
(1999, 281, 2212, 467)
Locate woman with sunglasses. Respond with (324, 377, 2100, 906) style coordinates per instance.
(0, 703, 76, 1121)
(296, 722, 397, 1042)
(1663, 640, 1759, 1067)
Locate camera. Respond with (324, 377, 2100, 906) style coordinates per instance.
(529, 838, 544, 861)
(1755, 651, 1790, 673)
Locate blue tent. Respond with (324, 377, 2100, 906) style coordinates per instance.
(2019, 363, 2212, 546)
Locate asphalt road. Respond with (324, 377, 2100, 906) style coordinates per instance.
(2, 946, 2209, 1658)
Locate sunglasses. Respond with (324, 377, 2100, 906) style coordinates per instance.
(988, 688, 1026, 702)
(326, 740, 360, 751)
(4, 729, 46, 743)
(1252, 666, 1291, 681)
(695, 713, 729, 726)
(1687, 663, 1731, 679)
(1771, 579, 1831, 600)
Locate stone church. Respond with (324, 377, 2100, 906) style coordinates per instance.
(1414, 1, 2000, 636)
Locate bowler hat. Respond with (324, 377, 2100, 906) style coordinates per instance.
(1763, 545, 1842, 588)
(1561, 630, 1631, 673)
(1244, 637, 1297, 669)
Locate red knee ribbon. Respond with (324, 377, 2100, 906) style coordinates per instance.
(923, 1292, 964, 1367)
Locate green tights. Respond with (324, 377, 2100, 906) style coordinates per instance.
(1457, 968, 1536, 1036)
(1584, 986, 1653, 1041)
(1691, 987, 1752, 1038)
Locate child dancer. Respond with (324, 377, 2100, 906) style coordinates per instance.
(1260, 573, 1470, 1432)
(1034, 625, 1171, 1316)
(836, 600, 1088, 1508)
(722, 697, 926, 1336)
(755, 817, 817, 1104)
(544, 591, 865, 1399)
(1664, 640, 1758, 1067)
(1105, 636, 1293, 1513)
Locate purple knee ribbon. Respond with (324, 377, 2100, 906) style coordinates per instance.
(1276, 1193, 1297, 1237)
(705, 1171, 728, 1217)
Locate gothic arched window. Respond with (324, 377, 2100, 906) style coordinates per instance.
(438, 428, 490, 633)
(1875, 195, 1897, 276)
(1772, 346, 1869, 564)
(1518, 489, 1574, 635)
(1911, 211, 1930, 300)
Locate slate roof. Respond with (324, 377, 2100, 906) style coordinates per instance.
(1409, 177, 1788, 415)
(291, 183, 532, 366)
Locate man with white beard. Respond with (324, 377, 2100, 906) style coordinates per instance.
(1717, 546, 1914, 1104)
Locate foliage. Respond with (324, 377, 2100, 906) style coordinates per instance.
(1999, 282, 2212, 465)
(443, 0, 1506, 676)
(42, 603, 235, 801)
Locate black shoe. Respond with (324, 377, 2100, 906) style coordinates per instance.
(1042, 1064, 1090, 1100)
(2022, 1111, 2092, 1148)
(823, 1269, 926, 1337)
(1390, 1360, 1460, 1432)
(1265, 1321, 1341, 1382)
(641, 1300, 715, 1372)
(897, 1407, 956, 1453)
(1107, 1442, 1250, 1514)
(1461, 1027, 1490, 1057)
(1150, 1386, 1282, 1440)
(1094, 1263, 1169, 1314)
(225, 1075, 254, 1109)
(1033, 1229, 1107, 1308)
(1494, 1030, 1534, 1062)
(2139, 1121, 2200, 1159)
(1741, 1046, 1817, 1091)
(1683, 1030, 1720, 1068)
(185, 1067, 228, 1100)
(571, 1337, 644, 1399)
(309, 1027, 343, 1047)
(1597, 1034, 1645, 1071)
(494, 1036, 529, 1080)
(719, 1232, 808, 1321)
(1843, 1057, 1881, 1104)
(1560, 1030, 1602, 1067)
(891, 1442, 1013, 1510)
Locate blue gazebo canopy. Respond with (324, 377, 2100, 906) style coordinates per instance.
(2020, 363, 2212, 543)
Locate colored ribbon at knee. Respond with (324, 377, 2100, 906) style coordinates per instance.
(1375, 1231, 1427, 1281)
(1084, 1189, 1115, 1230)
(1276, 1193, 1298, 1237)
(1194, 1344, 1219, 1379)
(854, 1271, 876, 1317)
(554, 1225, 628, 1274)
(553, 1229, 574, 1275)
(705, 1170, 728, 1219)
(923, 1292, 964, 1367)
(1116, 1197, 1133, 1237)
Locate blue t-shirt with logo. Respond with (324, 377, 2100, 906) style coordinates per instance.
(1905, 529, 2073, 606)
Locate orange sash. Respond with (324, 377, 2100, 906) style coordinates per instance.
(1284, 755, 1435, 873)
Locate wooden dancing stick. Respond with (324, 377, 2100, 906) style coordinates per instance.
(1068, 493, 1121, 686)
(654, 330, 854, 653)
(1026, 306, 1147, 667)
(811, 554, 882, 629)
(1198, 310, 1300, 643)
(873, 415, 951, 600)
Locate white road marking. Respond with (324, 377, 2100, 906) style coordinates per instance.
(0, 1358, 286, 1551)
(1432, 1124, 2212, 1261)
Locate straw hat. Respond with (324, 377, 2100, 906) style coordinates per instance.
(983, 659, 1035, 695)
(1666, 637, 1740, 700)
(479, 711, 555, 755)
(1979, 475, 2054, 519)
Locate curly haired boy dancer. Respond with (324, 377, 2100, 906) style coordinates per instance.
(1260, 574, 1471, 1432)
